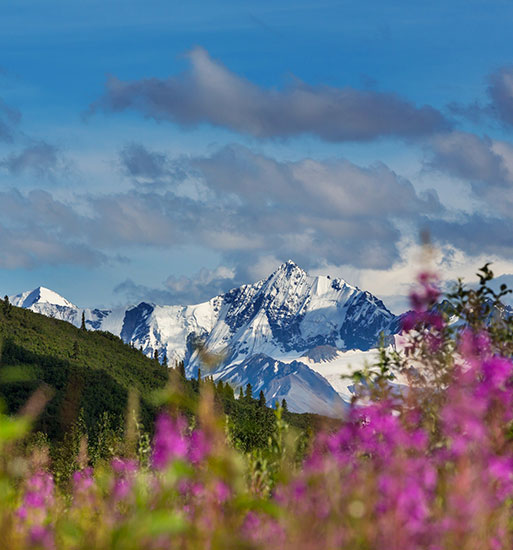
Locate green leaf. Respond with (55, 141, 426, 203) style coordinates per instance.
(141, 511, 187, 536)
(0, 414, 30, 444)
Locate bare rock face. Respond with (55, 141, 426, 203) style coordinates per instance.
(301, 345, 340, 363)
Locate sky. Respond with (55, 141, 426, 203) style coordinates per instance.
(2, 0, 513, 312)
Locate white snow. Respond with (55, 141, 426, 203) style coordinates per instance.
(12, 286, 77, 309)
(282, 349, 379, 402)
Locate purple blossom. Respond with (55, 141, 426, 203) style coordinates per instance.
(151, 413, 188, 470)
(72, 467, 94, 494)
(20, 471, 54, 513)
(214, 481, 230, 503)
(110, 458, 139, 503)
(111, 457, 138, 475)
(29, 525, 55, 549)
(16, 471, 55, 549)
(188, 429, 210, 464)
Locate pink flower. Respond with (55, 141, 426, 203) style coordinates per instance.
(72, 467, 94, 494)
(110, 458, 138, 503)
(29, 525, 54, 549)
(151, 413, 189, 470)
(214, 481, 230, 503)
(22, 471, 54, 511)
(111, 458, 138, 475)
(188, 429, 210, 464)
(16, 471, 55, 549)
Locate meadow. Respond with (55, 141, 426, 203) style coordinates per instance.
(1, 264, 513, 549)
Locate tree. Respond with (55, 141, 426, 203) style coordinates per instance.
(258, 390, 266, 408)
(238, 387, 244, 401)
(281, 398, 288, 412)
(2, 295, 11, 316)
(245, 383, 253, 402)
(224, 383, 235, 400)
(80, 311, 86, 331)
(197, 368, 202, 384)
(72, 340, 80, 359)
(153, 349, 159, 363)
(177, 361, 186, 379)
(162, 351, 168, 368)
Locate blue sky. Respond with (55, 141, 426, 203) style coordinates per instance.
(2, 0, 513, 311)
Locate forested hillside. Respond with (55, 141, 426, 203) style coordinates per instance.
(0, 298, 331, 452)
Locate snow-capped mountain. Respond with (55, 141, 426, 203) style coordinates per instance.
(10, 261, 400, 416)
(12, 286, 76, 310)
(211, 354, 348, 417)
(11, 286, 116, 331)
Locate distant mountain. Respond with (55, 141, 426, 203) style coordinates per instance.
(210, 354, 347, 417)
(10, 261, 400, 415)
(11, 286, 77, 309)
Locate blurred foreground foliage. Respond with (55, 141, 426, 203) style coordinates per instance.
(2, 265, 513, 549)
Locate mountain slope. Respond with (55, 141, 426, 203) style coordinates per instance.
(0, 300, 168, 439)
(188, 260, 397, 367)
(11, 286, 77, 309)
(10, 262, 400, 415)
(211, 353, 347, 416)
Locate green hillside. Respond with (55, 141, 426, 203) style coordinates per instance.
(0, 299, 168, 440)
(0, 299, 337, 452)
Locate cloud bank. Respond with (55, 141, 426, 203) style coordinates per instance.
(1, 141, 63, 178)
(115, 266, 239, 305)
(0, 145, 444, 275)
(92, 47, 450, 142)
(0, 97, 21, 143)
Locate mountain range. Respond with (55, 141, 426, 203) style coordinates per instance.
(10, 261, 401, 416)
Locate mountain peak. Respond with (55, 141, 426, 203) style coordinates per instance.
(273, 260, 305, 277)
(11, 286, 77, 309)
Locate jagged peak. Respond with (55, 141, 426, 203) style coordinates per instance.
(270, 260, 306, 279)
(11, 286, 77, 309)
(267, 261, 358, 294)
(280, 259, 302, 270)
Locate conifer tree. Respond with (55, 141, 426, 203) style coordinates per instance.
(80, 311, 86, 331)
(281, 398, 288, 412)
(162, 351, 168, 368)
(224, 383, 235, 400)
(72, 340, 80, 359)
(258, 390, 266, 408)
(245, 382, 253, 402)
(153, 349, 159, 363)
(238, 387, 244, 401)
(3, 295, 11, 316)
(177, 361, 186, 379)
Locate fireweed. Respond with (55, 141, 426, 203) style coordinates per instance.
(1, 270, 513, 549)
